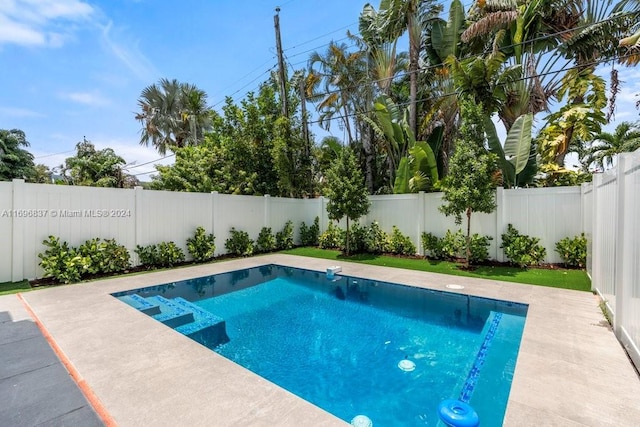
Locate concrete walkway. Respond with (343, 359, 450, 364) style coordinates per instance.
(3, 254, 640, 426)
(0, 294, 103, 427)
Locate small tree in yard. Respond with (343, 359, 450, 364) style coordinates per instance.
(440, 99, 497, 268)
(324, 147, 370, 255)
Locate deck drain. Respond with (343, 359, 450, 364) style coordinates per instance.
(446, 284, 465, 290)
(351, 414, 373, 427)
(398, 359, 416, 372)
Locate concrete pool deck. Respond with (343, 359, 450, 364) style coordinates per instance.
(3, 254, 640, 426)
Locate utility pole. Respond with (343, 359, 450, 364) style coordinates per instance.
(299, 77, 313, 196)
(274, 7, 289, 118)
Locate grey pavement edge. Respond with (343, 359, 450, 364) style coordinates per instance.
(0, 296, 104, 427)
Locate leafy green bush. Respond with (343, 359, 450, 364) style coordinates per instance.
(555, 233, 587, 268)
(38, 236, 87, 284)
(78, 238, 130, 274)
(440, 229, 466, 259)
(501, 224, 546, 268)
(348, 222, 368, 254)
(136, 242, 184, 267)
(299, 216, 320, 246)
(187, 226, 216, 262)
(421, 232, 444, 259)
(469, 234, 492, 264)
(135, 244, 160, 267)
(318, 222, 345, 249)
(156, 242, 185, 267)
(366, 221, 388, 254)
(77, 238, 103, 274)
(255, 227, 276, 253)
(275, 220, 295, 250)
(421, 230, 491, 264)
(387, 226, 416, 255)
(225, 227, 254, 256)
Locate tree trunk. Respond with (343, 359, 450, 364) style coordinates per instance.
(345, 216, 351, 256)
(465, 207, 472, 269)
(408, 11, 420, 137)
(360, 122, 375, 193)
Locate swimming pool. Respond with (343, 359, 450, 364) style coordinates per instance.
(114, 264, 527, 426)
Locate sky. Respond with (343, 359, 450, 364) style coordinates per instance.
(1, 0, 640, 179)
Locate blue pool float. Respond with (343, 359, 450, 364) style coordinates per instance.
(437, 399, 479, 427)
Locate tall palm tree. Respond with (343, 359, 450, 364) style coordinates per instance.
(366, 0, 441, 136)
(135, 78, 212, 155)
(582, 121, 640, 170)
(307, 42, 369, 147)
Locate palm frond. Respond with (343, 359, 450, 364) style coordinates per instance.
(461, 11, 518, 43)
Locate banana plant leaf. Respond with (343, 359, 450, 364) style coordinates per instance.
(504, 113, 533, 175)
(485, 115, 516, 186)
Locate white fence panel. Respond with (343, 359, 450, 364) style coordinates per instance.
(1, 180, 588, 282)
(268, 197, 319, 244)
(0, 182, 14, 282)
(618, 151, 640, 369)
(582, 184, 594, 277)
(588, 149, 640, 371)
(215, 194, 266, 253)
(502, 187, 582, 264)
(14, 182, 137, 280)
(592, 172, 618, 314)
(366, 194, 419, 245)
(137, 189, 212, 260)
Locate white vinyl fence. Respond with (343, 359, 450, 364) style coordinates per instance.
(1, 181, 582, 283)
(586, 149, 640, 370)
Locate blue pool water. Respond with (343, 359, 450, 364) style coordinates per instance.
(114, 265, 527, 426)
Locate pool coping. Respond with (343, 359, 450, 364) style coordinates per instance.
(11, 254, 640, 426)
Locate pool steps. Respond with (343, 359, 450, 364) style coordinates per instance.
(117, 294, 230, 348)
(118, 294, 160, 316)
(146, 295, 195, 328)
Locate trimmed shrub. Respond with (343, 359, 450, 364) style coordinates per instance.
(276, 220, 295, 250)
(469, 234, 492, 264)
(422, 230, 491, 264)
(299, 216, 320, 247)
(319, 222, 345, 250)
(366, 221, 388, 254)
(225, 227, 254, 256)
(388, 226, 416, 255)
(38, 236, 87, 284)
(135, 244, 160, 267)
(187, 226, 216, 262)
(348, 222, 368, 254)
(156, 241, 185, 267)
(441, 229, 466, 260)
(501, 224, 546, 268)
(555, 233, 587, 268)
(255, 227, 276, 253)
(421, 232, 444, 259)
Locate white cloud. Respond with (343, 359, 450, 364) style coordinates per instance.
(0, 0, 94, 47)
(60, 91, 111, 107)
(100, 21, 159, 82)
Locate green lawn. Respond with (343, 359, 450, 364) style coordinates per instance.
(282, 247, 591, 291)
(0, 280, 32, 296)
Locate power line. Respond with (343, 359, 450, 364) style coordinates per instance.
(302, 10, 637, 108)
(306, 51, 640, 127)
(34, 149, 76, 159)
(124, 153, 175, 171)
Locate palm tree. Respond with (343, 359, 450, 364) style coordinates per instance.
(307, 42, 368, 146)
(582, 121, 640, 171)
(366, 0, 441, 135)
(135, 78, 212, 155)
